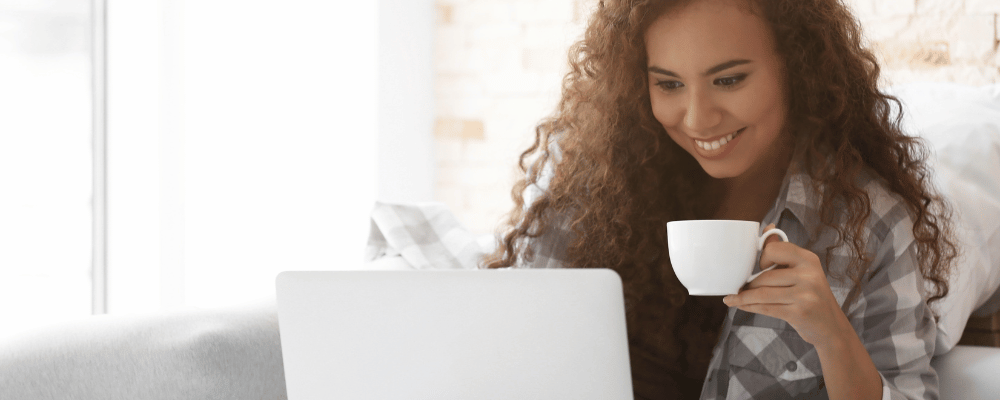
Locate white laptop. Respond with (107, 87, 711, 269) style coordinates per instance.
(275, 269, 633, 400)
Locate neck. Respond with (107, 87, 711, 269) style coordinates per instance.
(712, 136, 795, 221)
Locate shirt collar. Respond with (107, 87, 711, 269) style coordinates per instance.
(765, 138, 825, 235)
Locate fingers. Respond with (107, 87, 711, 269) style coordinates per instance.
(730, 303, 783, 318)
(724, 286, 795, 307)
(762, 223, 783, 247)
(744, 267, 797, 289)
(758, 241, 820, 273)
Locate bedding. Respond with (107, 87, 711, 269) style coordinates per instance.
(364, 201, 486, 270)
(888, 82, 1000, 354)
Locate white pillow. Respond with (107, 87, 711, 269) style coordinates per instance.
(888, 82, 1000, 354)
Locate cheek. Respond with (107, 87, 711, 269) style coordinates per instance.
(650, 98, 683, 145)
(649, 96, 684, 144)
(729, 78, 786, 126)
(649, 94, 679, 128)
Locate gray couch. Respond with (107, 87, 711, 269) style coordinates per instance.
(2, 299, 999, 399)
(0, 302, 287, 400)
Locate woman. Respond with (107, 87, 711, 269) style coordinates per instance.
(483, 0, 957, 399)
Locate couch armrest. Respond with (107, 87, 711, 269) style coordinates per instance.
(0, 301, 287, 400)
(932, 345, 1000, 399)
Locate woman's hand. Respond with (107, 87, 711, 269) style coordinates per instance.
(723, 224, 884, 399)
(722, 224, 854, 349)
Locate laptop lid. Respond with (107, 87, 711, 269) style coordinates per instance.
(276, 269, 633, 400)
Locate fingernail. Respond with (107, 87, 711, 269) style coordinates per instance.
(723, 296, 731, 305)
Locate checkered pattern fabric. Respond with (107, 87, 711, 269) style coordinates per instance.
(364, 201, 486, 270)
(695, 157, 939, 399)
(521, 149, 939, 399)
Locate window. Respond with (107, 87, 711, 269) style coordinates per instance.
(0, 0, 94, 338)
(1, 0, 433, 339)
(106, 0, 381, 314)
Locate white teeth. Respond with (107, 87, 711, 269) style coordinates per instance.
(696, 129, 741, 151)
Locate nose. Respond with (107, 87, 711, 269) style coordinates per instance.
(682, 89, 723, 134)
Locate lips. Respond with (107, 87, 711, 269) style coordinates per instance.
(695, 127, 745, 150)
(690, 127, 746, 160)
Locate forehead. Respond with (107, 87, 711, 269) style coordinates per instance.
(645, 0, 778, 69)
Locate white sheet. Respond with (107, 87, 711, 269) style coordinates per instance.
(889, 82, 1000, 354)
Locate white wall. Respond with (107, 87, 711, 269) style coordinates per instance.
(433, 0, 588, 235)
(378, 0, 435, 203)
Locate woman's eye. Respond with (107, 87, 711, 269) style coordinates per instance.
(714, 74, 747, 88)
(656, 80, 684, 90)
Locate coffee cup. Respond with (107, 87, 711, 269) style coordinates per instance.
(666, 220, 788, 296)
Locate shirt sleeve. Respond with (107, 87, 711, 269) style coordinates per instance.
(852, 238, 939, 400)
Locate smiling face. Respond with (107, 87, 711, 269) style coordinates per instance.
(646, 0, 792, 185)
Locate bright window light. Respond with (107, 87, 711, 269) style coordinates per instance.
(108, 0, 379, 314)
(0, 1, 93, 339)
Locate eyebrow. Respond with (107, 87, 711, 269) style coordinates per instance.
(647, 59, 752, 78)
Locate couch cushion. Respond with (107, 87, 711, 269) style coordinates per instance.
(0, 302, 287, 400)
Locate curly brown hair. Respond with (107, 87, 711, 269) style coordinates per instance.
(483, 0, 957, 396)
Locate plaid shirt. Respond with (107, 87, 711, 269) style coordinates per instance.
(522, 151, 939, 399)
(696, 158, 939, 400)
(365, 151, 940, 400)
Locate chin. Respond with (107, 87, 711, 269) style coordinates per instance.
(696, 160, 747, 180)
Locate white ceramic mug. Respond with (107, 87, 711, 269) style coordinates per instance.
(666, 220, 788, 296)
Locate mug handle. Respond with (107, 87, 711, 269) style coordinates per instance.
(745, 228, 789, 284)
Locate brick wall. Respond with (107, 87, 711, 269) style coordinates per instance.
(433, 0, 1000, 235)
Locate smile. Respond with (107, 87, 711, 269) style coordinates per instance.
(695, 127, 746, 150)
